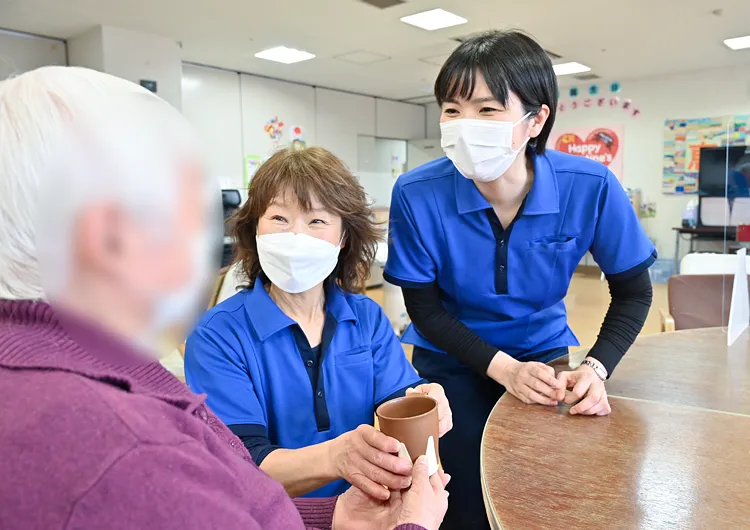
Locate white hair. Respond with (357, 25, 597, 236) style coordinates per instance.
(0, 66, 203, 300)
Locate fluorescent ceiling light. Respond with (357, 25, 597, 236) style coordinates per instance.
(254, 46, 315, 64)
(400, 9, 467, 31)
(724, 35, 750, 50)
(553, 62, 591, 76)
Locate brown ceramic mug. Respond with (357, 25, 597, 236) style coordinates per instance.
(376, 395, 439, 465)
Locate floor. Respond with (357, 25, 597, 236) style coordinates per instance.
(366, 271, 669, 357)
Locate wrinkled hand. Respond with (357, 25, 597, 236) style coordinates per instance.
(330, 425, 412, 501)
(333, 456, 450, 530)
(557, 366, 611, 416)
(396, 456, 450, 530)
(406, 383, 453, 437)
(499, 360, 564, 406)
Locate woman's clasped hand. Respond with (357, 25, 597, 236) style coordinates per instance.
(490, 354, 610, 416)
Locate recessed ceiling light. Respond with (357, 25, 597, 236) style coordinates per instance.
(724, 35, 750, 50)
(254, 46, 315, 64)
(553, 62, 591, 76)
(400, 9, 467, 31)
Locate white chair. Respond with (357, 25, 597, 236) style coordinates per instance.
(680, 253, 750, 275)
(216, 261, 244, 305)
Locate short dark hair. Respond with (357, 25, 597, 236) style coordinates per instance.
(435, 30, 558, 155)
(232, 146, 380, 294)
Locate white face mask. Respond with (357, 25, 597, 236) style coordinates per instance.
(440, 113, 531, 182)
(256, 232, 341, 294)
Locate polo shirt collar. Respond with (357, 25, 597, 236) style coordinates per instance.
(244, 277, 358, 342)
(524, 153, 560, 215)
(454, 167, 491, 215)
(453, 153, 559, 216)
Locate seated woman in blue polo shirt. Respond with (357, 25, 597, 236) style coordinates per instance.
(385, 31, 655, 530)
(185, 146, 452, 500)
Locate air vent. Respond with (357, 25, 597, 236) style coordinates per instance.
(334, 50, 391, 65)
(359, 0, 404, 8)
(573, 73, 601, 81)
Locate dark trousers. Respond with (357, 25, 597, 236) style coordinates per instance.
(413, 346, 567, 530)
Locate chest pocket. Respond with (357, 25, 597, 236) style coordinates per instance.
(522, 236, 580, 310)
(330, 347, 375, 429)
(333, 346, 372, 366)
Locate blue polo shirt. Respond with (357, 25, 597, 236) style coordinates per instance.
(184, 278, 422, 498)
(385, 150, 656, 361)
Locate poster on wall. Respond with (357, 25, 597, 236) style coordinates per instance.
(290, 125, 307, 150)
(244, 155, 263, 188)
(662, 115, 750, 194)
(548, 125, 624, 181)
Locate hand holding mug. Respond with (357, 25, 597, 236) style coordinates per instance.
(329, 425, 413, 501)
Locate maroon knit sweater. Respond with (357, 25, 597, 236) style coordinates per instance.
(0, 300, 425, 530)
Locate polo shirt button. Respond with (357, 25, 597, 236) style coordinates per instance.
(306, 360, 314, 367)
(498, 265, 505, 272)
(317, 390, 324, 398)
(499, 240, 505, 247)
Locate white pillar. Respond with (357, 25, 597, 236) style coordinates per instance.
(67, 25, 182, 110)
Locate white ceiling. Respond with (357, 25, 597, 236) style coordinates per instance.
(2, 0, 750, 101)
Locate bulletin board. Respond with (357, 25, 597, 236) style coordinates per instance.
(662, 115, 750, 194)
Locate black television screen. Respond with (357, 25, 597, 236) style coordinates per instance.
(698, 146, 750, 197)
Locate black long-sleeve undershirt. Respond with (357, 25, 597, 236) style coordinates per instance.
(402, 269, 653, 378)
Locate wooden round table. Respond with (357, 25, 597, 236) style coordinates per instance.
(481, 329, 750, 529)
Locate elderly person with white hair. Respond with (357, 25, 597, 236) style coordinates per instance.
(0, 66, 448, 530)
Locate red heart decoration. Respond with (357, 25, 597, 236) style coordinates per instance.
(554, 129, 619, 167)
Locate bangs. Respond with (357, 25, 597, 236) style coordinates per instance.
(434, 54, 511, 108)
(248, 147, 363, 219)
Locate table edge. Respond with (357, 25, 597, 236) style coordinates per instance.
(480, 398, 504, 530)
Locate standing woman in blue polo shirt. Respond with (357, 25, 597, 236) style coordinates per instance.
(185, 146, 452, 500)
(385, 30, 655, 530)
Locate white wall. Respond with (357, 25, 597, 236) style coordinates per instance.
(240, 74, 317, 161)
(555, 64, 750, 261)
(181, 64, 426, 192)
(315, 88, 375, 170)
(425, 101, 442, 139)
(358, 136, 407, 207)
(69, 26, 183, 110)
(66, 26, 104, 72)
(0, 30, 66, 79)
(103, 26, 183, 110)
(181, 64, 244, 186)
(376, 99, 426, 140)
